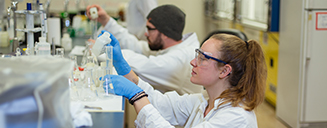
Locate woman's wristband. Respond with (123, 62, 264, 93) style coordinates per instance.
(129, 92, 148, 105)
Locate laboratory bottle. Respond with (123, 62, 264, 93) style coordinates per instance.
(91, 32, 112, 57)
(61, 33, 72, 51)
(35, 37, 51, 56)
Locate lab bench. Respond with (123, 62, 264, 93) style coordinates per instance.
(71, 36, 126, 128)
(0, 36, 126, 128)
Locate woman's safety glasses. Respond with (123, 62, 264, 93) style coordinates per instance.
(195, 49, 228, 66)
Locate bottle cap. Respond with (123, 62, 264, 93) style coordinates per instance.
(90, 7, 98, 19)
(27, 3, 32, 10)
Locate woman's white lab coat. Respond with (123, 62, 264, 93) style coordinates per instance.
(102, 17, 203, 94)
(134, 78, 259, 128)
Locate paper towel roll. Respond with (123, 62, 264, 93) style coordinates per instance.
(47, 18, 61, 46)
(0, 31, 9, 47)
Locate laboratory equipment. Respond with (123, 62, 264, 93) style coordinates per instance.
(69, 55, 80, 101)
(35, 37, 50, 56)
(39, 3, 47, 38)
(85, 56, 98, 69)
(80, 68, 97, 101)
(91, 31, 111, 57)
(61, 33, 72, 51)
(90, 19, 98, 40)
(97, 68, 114, 99)
(105, 46, 113, 74)
(81, 41, 99, 68)
(15, 47, 21, 56)
(89, 7, 98, 39)
(26, 3, 35, 54)
(277, 0, 327, 127)
(7, 0, 20, 53)
(90, 7, 98, 20)
(15, 3, 45, 55)
(97, 46, 114, 99)
(55, 48, 64, 58)
(62, 0, 70, 33)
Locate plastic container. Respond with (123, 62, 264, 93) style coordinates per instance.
(91, 32, 111, 57)
(35, 37, 51, 56)
(61, 33, 72, 51)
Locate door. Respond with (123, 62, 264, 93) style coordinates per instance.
(303, 10, 327, 122)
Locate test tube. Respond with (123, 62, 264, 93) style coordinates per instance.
(91, 20, 98, 40)
(97, 46, 115, 99)
(102, 68, 115, 95)
(105, 46, 113, 73)
(90, 7, 98, 40)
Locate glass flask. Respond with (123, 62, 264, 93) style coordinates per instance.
(81, 41, 98, 69)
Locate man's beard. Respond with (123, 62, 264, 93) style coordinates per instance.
(147, 33, 163, 51)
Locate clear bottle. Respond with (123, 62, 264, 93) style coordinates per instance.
(61, 33, 72, 51)
(35, 37, 51, 56)
(81, 68, 97, 101)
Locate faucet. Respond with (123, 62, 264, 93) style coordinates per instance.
(64, 0, 69, 13)
(45, 0, 51, 17)
(75, 0, 80, 15)
(10, 1, 18, 38)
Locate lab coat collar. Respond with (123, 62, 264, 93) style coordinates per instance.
(198, 97, 231, 115)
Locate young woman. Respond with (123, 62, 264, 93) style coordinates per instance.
(105, 33, 267, 127)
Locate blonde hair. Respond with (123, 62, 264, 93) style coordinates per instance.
(210, 34, 267, 111)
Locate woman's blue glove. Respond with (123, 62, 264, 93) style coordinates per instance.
(102, 75, 143, 100)
(98, 30, 131, 75)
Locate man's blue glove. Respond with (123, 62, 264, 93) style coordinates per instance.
(99, 30, 131, 75)
(102, 75, 143, 100)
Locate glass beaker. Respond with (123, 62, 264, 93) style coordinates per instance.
(80, 69, 97, 101)
(105, 46, 113, 73)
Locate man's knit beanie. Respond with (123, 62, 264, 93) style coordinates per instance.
(146, 5, 185, 41)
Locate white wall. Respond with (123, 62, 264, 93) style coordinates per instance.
(158, 0, 206, 43)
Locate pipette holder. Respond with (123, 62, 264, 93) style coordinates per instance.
(15, 4, 45, 55)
